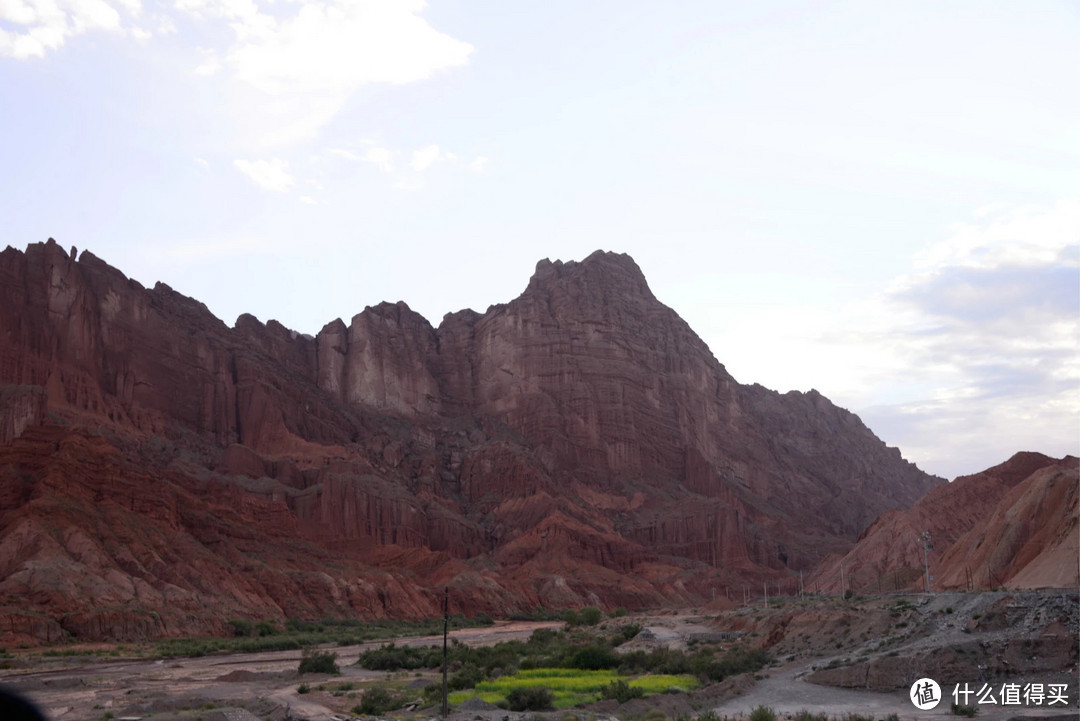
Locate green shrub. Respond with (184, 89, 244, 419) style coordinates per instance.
(580, 606, 603, 626)
(450, 663, 484, 691)
(505, 686, 554, 711)
(950, 703, 977, 717)
(228, 619, 253, 637)
(599, 679, 644, 703)
(570, 645, 619, 670)
(643, 709, 667, 721)
(615, 624, 642, 644)
(749, 706, 777, 721)
(298, 649, 340, 675)
(562, 609, 582, 627)
(355, 686, 410, 715)
(297, 683, 310, 694)
(255, 620, 279, 637)
(792, 712, 827, 721)
(611, 607, 628, 618)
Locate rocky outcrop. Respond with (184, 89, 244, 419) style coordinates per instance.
(0, 385, 45, 445)
(808, 453, 1078, 593)
(0, 240, 944, 642)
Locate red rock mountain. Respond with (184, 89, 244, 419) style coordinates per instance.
(807, 452, 1079, 594)
(0, 239, 940, 643)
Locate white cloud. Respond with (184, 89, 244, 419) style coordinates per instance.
(223, 0, 472, 95)
(410, 144, 442, 172)
(169, 0, 473, 147)
(0, 0, 135, 58)
(193, 46, 221, 75)
(362, 146, 394, 172)
(330, 144, 395, 172)
(1, 0, 472, 152)
(469, 156, 489, 172)
(710, 196, 1080, 479)
(837, 197, 1079, 477)
(233, 157, 296, 192)
(916, 199, 1079, 274)
(193, 156, 209, 166)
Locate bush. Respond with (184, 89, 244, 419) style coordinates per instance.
(298, 649, 340, 675)
(792, 712, 827, 721)
(355, 686, 410, 715)
(562, 609, 582, 627)
(599, 679, 644, 703)
(449, 663, 484, 691)
(749, 706, 777, 721)
(580, 606, 603, 626)
(570, 645, 619, 670)
(505, 686, 554, 711)
(255, 620, 279, 637)
(611, 607, 628, 618)
(228, 619, 253, 637)
(643, 710, 667, 721)
(950, 703, 978, 717)
(615, 624, 642, 645)
(297, 683, 310, 694)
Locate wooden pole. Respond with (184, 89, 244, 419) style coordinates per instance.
(441, 587, 449, 717)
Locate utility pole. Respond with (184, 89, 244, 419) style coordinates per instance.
(922, 531, 933, 594)
(441, 587, 449, 717)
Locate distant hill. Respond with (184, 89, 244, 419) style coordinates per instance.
(807, 452, 1078, 593)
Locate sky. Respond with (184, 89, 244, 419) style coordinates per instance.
(1, 0, 1077, 480)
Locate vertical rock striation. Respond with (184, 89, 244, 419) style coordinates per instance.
(0, 240, 946, 641)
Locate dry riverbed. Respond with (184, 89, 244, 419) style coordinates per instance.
(1, 592, 1076, 721)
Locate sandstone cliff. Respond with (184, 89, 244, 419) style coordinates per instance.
(807, 452, 1078, 593)
(0, 239, 942, 642)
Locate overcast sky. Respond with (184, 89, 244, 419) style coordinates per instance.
(2, 0, 1077, 479)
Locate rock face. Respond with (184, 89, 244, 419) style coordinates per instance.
(0, 240, 942, 642)
(807, 452, 1079, 593)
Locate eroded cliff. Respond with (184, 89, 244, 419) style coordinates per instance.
(0, 240, 943, 642)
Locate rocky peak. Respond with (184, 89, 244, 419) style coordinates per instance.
(527, 250, 656, 304)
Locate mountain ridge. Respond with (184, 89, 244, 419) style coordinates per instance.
(0, 238, 941, 643)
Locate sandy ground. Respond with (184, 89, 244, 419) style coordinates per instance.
(0, 621, 562, 721)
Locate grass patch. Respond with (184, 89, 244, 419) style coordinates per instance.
(449, 668, 697, 709)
